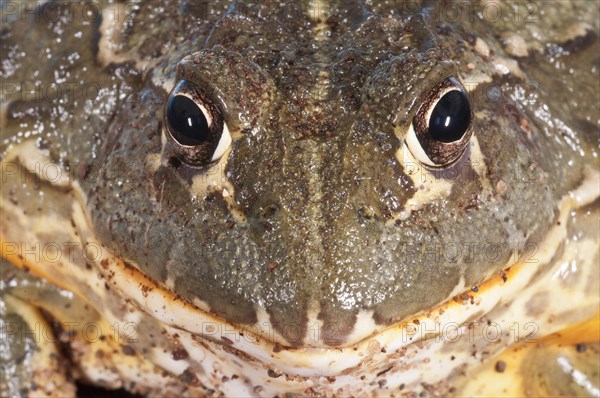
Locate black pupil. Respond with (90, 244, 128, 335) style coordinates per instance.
(166, 95, 210, 146)
(428, 90, 471, 143)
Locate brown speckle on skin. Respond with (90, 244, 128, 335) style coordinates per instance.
(122, 345, 135, 356)
(171, 347, 189, 360)
(495, 360, 506, 373)
(140, 284, 152, 297)
(179, 368, 201, 387)
(267, 369, 281, 378)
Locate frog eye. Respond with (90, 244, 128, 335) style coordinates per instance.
(406, 77, 473, 167)
(164, 80, 231, 166)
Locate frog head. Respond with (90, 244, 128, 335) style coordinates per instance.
(85, 2, 584, 346)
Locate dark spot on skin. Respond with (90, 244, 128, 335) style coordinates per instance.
(267, 261, 278, 271)
(471, 286, 479, 293)
(262, 204, 278, 218)
(121, 345, 135, 356)
(272, 343, 283, 353)
(576, 343, 587, 353)
(171, 347, 189, 360)
(179, 368, 201, 387)
(168, 156, 182, 169)
(267, 369, 281, 378)
(495, 360, 506, 373)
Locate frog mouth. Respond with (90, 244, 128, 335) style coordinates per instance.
(1, 146, 599, 394)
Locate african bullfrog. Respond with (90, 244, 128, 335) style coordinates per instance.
(1, 1, 599, 396)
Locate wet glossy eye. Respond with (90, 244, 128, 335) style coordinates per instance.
(164, 80, 231, 166)
(407, 77, 473, 167)
(166, 95, 210, 145)
(429, 90, 471, 143)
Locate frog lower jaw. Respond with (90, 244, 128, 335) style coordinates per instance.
(1, 146, 598, 395)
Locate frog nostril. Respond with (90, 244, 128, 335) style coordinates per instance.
(262, 204, 279, 218)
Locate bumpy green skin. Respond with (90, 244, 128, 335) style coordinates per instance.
(2, 1, 599, 346)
